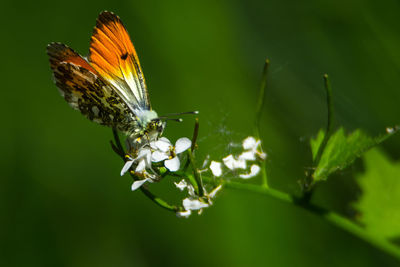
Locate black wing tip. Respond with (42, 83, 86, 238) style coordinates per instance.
(97, 11, 122, 26)
(90, 11, 125, 52)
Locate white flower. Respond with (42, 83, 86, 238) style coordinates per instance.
(174, 179, 195, 197)
(241, 136, 267, 160)
(131, 177, 153, 191)
(210, 161, 223, 177)
(120, 147, 152, 176)
(238, 151, 257, 161)
(120, 147, 158, 191)
(386, 127, 395, 134)
(242, 136, 257, 150)
(121, 160, 134, 176)
(183, 198, 209, 210)
(174, 178, 222, 218)
(175, 181, 222, 218)
(174, 179, 188, 191)
(223, 154, 247, 170)
(176, 210, 192, 218)
(151, 137, 191, 172)
(239, 164, 261, 179)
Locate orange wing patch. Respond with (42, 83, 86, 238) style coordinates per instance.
(89, 11, 150, 109)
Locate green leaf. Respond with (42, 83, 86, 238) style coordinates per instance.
(310, 129, 325, 162)
(312, 127, 398, 183)
(353, 148, 400, 241)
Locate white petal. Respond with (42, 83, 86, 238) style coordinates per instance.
(210, 161, 222, 177)
(135, 159, 146, 172)
(223, 155, 246, 170)
(243, 136, 257, 150)
(223, 155, 235, 170)
(154, 137, 172, 152)
(238, 151, 256, 161)
(144, 149, 152, 165)
(150, 138, 169, 150)
(131, 178, 150, 191)
(239, 164, 261, 179)
(120, 160, 134, 176)
(176, 210, 191, 218)
(165, 156, 180, 172)
(208, 184, 223, 199)
(183, 198, 209, 211)
(175, 137, 192, 154)
(151, 150, 169, 162)
(150, 141, 157, 149)
(174, 179, 188, 191)
(234, 158, 247, 169)
(159, 137, 171, 143)
(137, 147, 151, 158)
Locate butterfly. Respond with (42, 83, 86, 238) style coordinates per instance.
(47, 11, 165, 148)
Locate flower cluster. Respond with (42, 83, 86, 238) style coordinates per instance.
(118, 135, 265, 218)
(121, 137, 192, 190)
(174, 179, 222, 218)
(208, 136, 266, 179)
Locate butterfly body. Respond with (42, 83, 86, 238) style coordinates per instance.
(47, 11, 164, 146)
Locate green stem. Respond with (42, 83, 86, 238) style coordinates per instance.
(313, 74, 334, 167)
(255, 59, 270, 188)
(137, 180, 182, 212)
(304, 74, 335, 196)
(191, 118, 200, 151)
(255, 59, 269, 137)
(183, 118, 200, 171)
(187, 149, 204, 196)
(324, 74, 334, 137)
(201, 176, 400, 261)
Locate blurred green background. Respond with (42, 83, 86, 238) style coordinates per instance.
(2, 0, 400, 266)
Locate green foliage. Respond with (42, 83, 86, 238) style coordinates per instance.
(310, 129, 325, 162)
(310, 128, 398, 184)
(353, 148, 400, 241)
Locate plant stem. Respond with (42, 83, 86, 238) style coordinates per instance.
(203, 177, 400, 261)
(187, 149, 204, 196)
(303, 74, 335, 196)
(137, 180, 182, 212)
(191, 118, 199, 151)
(183, 118, 200, 171)
(255, 59, 269, 137)
(255, 59, 270, 188)
(313, 74, 334, 167)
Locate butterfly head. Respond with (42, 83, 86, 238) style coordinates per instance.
(146, 118, 165, 136)
(130, 109, 165, 143)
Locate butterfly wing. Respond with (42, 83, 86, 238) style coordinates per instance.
(47, 42, 137, 133)
(89, 11, 150, 112)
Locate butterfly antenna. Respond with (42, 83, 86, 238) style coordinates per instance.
(164, 118, 183, 122)
(164, 111, 199, 117)
(158, 111, 199, 119)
